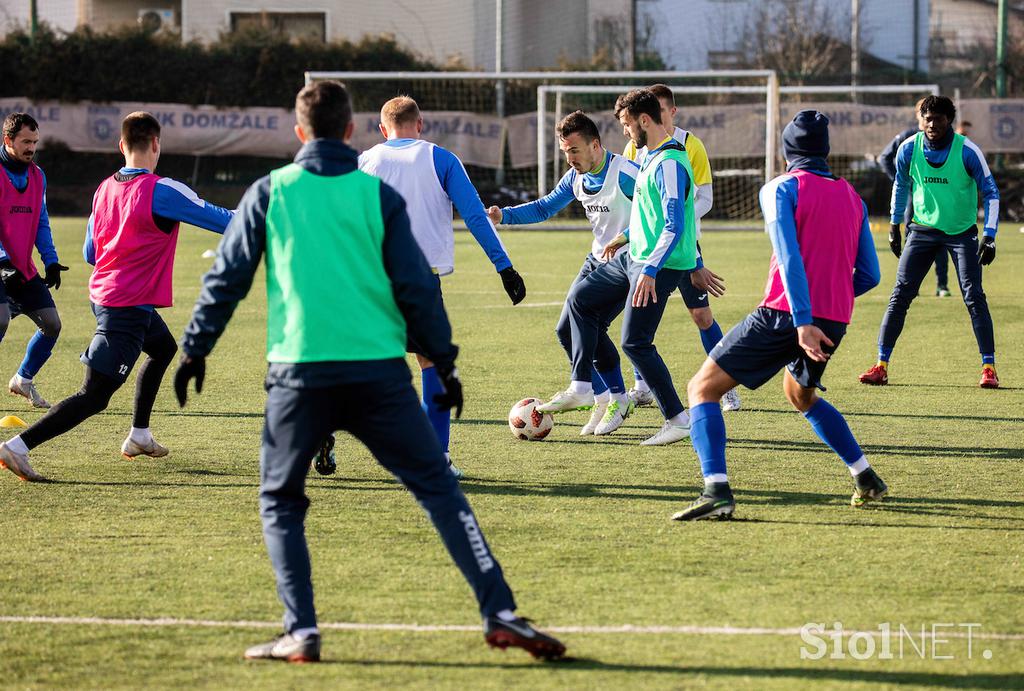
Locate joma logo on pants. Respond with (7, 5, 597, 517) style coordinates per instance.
(459, 511, 494, 572)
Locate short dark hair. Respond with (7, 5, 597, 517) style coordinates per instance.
(3, 112, 38, 141)
(556, 110, 600, 143)
(296, 80, 352, 140)
(614, 89, 662, 125)
(121, 111, 161, 152)
(918, 95, 956, 121)
(648, 84, 675, 106)
(380, 96, 420, 129)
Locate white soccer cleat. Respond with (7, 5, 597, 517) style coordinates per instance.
(0, 441, 45, 482)
(9, 375, 50, 409)
(594, 398, 634, 435)
(627, 387, 655, 407)
(536, 389, 594, 414)
(447, 454, 465, 480)
(721, 388, 742, 412)
(580, 400, 608, 435)
(640, 417, 692, 446)
(121, 436, 170, 459)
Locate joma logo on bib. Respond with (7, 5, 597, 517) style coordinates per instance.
(8, 205, 33, 214)
(585, 204, 610, 213)
(923, 176, 949, 184)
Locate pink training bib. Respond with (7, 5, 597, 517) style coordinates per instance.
(0, 164, 43, 280)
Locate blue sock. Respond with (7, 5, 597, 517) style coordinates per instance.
(689, 402, 727, 481)
(699, 320, 724, 356)
(803, 398, 863, 466)
(598, 367, 625, 395)
(591, 368, 609, 396)
(877, 345, 894, 363)
(982, 353, 995, 366)
(421, 367, 451, 453)
(18, 331, 58, 379)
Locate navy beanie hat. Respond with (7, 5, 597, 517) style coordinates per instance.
(783, 110, 830, 159)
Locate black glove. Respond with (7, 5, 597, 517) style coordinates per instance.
(174, 354, 206, 407)
(499, 266, 526, 305)
(978, 235, 996, 266)
(888, 224, 902, 258)
(44, 262, 69, 290)
(0, 259, 24, 288)
(432, 362, 463, 419)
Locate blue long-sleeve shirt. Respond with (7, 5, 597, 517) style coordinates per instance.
(890, 129, 1000, 236)
(762, 161, 880, 326)
(83, 169, 234, 265)
(0, 147, 58, 266)
(182, 139, 458, 387)
(500, 150, 636, 224)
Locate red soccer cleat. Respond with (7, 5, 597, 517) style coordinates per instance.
(859, 364, 888, 386)
(980, 367, 1000, 389)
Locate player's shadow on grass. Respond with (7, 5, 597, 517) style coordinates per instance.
(322, 658, 1020, 688)
(728, 437, 1024, 462)
(742, 407, 1024, 424)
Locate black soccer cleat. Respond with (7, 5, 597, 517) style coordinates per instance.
(313, 434, 336, 476)
(244, 632, 321, 663)
(484, 615, 566, 660)
(672, 483, 736, 521)
(852, 467, 888, 508)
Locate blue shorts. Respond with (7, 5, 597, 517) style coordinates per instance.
(711, 307, 847, 391)
(81, 304, 173, 382)
(406, 274, 443, 356)
(1, 274, 56, 317)
(677, 271, 710, 309)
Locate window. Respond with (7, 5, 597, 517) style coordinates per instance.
(230, 11, 326, 42)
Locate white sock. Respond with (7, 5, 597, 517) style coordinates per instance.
(594, 390, 611, 404)
(495, 609, 517, 622)
(6, 435, 29, 455)
(569, 380, 593, 395)
(13, 374, 30, 385)
(130, 427, 153, 444)
(634, 378, 651, 393)
(291, 626, 319, 640)
(848, 456, 870, 476)
(611, 391, 629, 406)
(704, 473, 729, 484)
(668, 410, 690, 427)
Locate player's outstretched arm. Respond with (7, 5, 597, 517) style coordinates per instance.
(177, 177, 268, 405)
(153, 178, 235, 234)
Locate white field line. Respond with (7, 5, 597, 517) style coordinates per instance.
(1, 616, 1022, 640)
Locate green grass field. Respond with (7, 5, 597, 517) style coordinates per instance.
(1, 218, 1022, 689)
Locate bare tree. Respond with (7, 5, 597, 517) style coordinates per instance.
(740, 0, 851, 83)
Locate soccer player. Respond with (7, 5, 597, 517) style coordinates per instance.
(486, 110, 636, 434)
(0, 112, 69, 409)
(561, 89, 698, 446)
(0, 111, 232, 482)
(358, 96, 526, 477)
(860, 95, 1001, 388)
(621, 84, 740, 412)
(174, 80, 565, 663)
(879, 107, 950, 297)
(674, 110, 885, 521)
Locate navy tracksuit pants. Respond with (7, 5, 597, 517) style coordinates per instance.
(568, 251, 686, 418)
(878, 224, 994, 355)
(554, 253, 619, 371)
(259, 372, 516, 633)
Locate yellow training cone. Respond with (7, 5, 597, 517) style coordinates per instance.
(0, 415, 27, 428)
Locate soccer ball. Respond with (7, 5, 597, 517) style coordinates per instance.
(508, 397, 554, 441)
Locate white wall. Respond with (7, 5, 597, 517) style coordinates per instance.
(0, 0, 79, 34)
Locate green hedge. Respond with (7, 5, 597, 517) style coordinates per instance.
(0, 25, 437, 107)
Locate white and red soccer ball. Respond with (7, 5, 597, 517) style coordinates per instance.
(508, 397, 554, 441)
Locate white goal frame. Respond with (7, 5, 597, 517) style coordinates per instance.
(537, 82, 939, 197)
